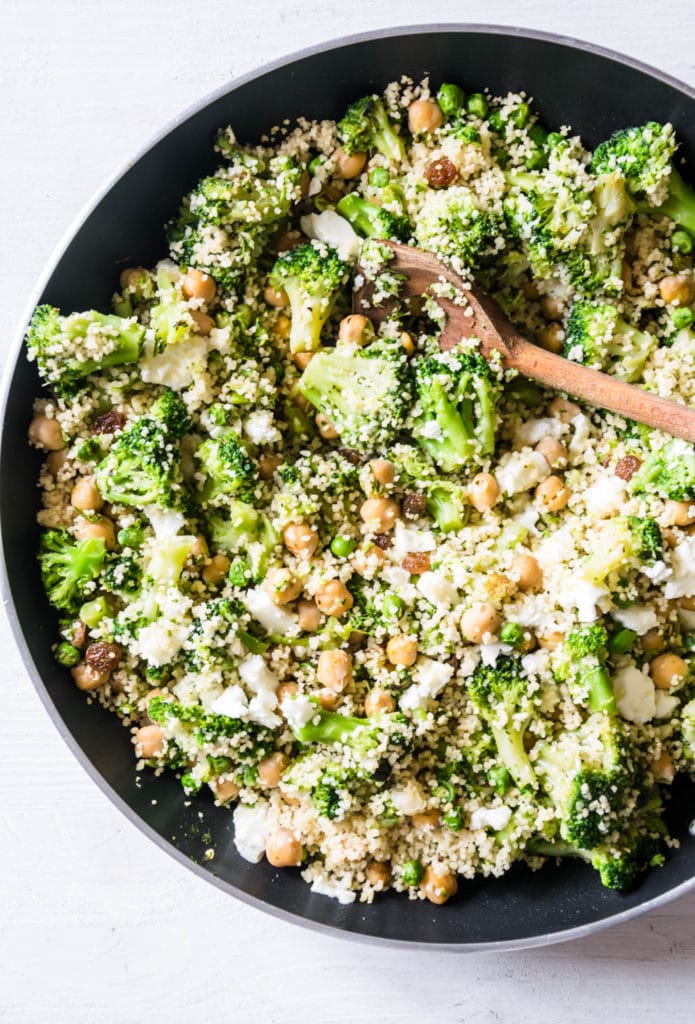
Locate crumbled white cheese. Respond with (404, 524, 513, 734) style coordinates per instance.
(495, 449, 549, 495)
(233, 803, 270, 863)
(400, 657, 454, 710)
(568, 413, 592, 457)
(391, 520, 436, 559)
(244, 409, 281, 446)
(419, 420, 443, 440)
(469, 806, 512, 831)
(211, 684, 249, 719)
(614, 605, 660, 635)
(479, 643, 505, 666)
(238, 654, 281, 728)
(140, 335, 208, 390)
(654, 690, 680, 719)
(309, 874, 357, 904)
(521, 649, 551, 677)
(144, 506, 185, 539)
(640, 560, 671, 584)
(583, 474, 627, 517)
(245, 588, 298, 635)
(558, 579, 608, 622)
(416, 571, 459, 607)
(281, 694, 318, 730)
(390, 780, 426, 815)
(136, 619, 189, 667)
(514, 417, 563, 447)
(613, 665, 656, 724)
(299, 210, 362, 262)
(664, 536, 695, 598)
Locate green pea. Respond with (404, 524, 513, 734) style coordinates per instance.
(510, 101, 530, 128)
(607, 628, 637, 655)
(117, 524, 144, 549)
(487, 765, 511, 795)
(381, 593, 404, 618)
(443, 807, 464, 831)
(525, 149, 548, 171)
(55, 641, 81, 668)
(672, 229, 693, 254)
(456, 124, 481, 145)
(369, 166, 390, 188)
(466, 93, 489, 118)
(308, 155, 323, 175)
(487, 109, 505, 133)
(228, 558, 250, 587)
(546, 131, 565, 150)
(79, 596, 109, 628)
(330, 535, 357, 557)
(500, 622, 525, 647)
(401, 859, 424, 886)
(433, 781, 456, 803)
(670, 307, 694, 329)
(208, 403, 229, 426)
(437, 82, 465, 117)
(528, 123, 548, 146)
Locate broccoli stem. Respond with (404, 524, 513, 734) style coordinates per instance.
(653, 167, 695, 234)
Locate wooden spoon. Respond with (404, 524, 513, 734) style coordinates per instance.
(354, 239, 695, 443)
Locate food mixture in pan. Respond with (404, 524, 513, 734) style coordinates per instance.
(26, 78, 695, 904)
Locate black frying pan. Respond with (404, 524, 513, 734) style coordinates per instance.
(2, 25, 695, 950)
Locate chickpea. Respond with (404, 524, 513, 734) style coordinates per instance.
(46, 447, 68, 475)
(264, 284, 288, 307)
(538, 631, 564, 651)
(421, 866, 458, 905)
(273, 314, 291, 341)
(521, 279, 540, 300)
(536, 323, 564, 353)
(266, 828, 302, 868)
(642, 629, 665, 654)
(535, 436, 567, 469)
(658, 273, 693, 306)
(190, 310, 215, 335)
(265, 567, 303, 606)
(293, 351, 314, 371)
(412, 810, 441, 829)
(408, 99, 444, 134)
(317, 687, 340, 709)
(334, 147, 367, 179)
(315, 579, 353, 617)
(316, 413, 339, 440)
(652, 750, 675, 784)
(277, 681, 299, 707)
(535, 475, 571, 512)
(360, 496, 400, 533)
(317, 649, 353, 692)
(298, 599, 322, 632)
(509, 554, 543, 591)
(663, 499, 695, 526)
(119, 266, 148, 289)
(650, 652, 688, 690)
(369, 459, 395, 488)
(282, 522, 319, 559)
(549, 396, 580, 423)
(680, 596, 695, 611)
(400, 331, 415, 357)
(364, 688, 395, 716)
(351, 543, 386, 578)
(70, 477, 104, 513)
(202, 554, 230, 586)
(187, 534, 210, 565)
(386, 635, 418, 667)
(259, 454, 282, 479)
(73, 516, 116, 549)
(134, 724, 165, 758)
(28, 414, 64, 451)
(461, 603, 501, 644)
(366, 860, 391, 887)
(181, 268, 216, 303)
(469, 472, 499, 512)
(338, 313, 372, 345)
(258, 751, 289, 787)
(540, 294, 563, 321)
(71, 662, 110, 691)
(215, 778, 240, 803)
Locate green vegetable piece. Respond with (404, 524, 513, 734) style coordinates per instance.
(401, 859, 425, 886)
(437, 83, 465, 118)
(330, 535, 356, 557)
(55, 641, 81, 667)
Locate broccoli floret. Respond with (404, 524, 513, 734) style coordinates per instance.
(39, 530, 107, 613)
(562, 623, 618, 715)
(336, 192, 411, 241)
(415, 187, 503, 270)
(533, 714, 633, 850)
(186, 598, 245, 671)
(467, 655, 537, 790)
(26, 305, 144, 395)
(101, 552, 142, 598)
(148, 696, 274, 763)
(395, 446, 468, 532)
(337, 94, 406, 164)
(296, 336, 410, 449)
(592, 121, 695, 232)
(195, 433, 256, 503)
(288, 702, 412, 754)
(209, 499, 278, 581)
(168, 150, 302, 292)
(411, 349, 499, 472)
(149, 388, 191, 439)
(631, 439, 695, 500)
(311, 764, 368, 820)
(94, 418, 182, 510)
(268, 243, 349, 353)
(563, 301, 655, 382)
(149, 266, 201, 348)
(563, 172, 635, 294)
(628, 516, 662, 562)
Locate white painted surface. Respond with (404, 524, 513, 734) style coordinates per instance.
(2, 2, 695, 1020)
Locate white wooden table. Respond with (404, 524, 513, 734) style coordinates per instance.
(2, 2, 694, 1020)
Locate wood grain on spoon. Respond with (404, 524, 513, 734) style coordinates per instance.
(355, 240, 695, 444)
